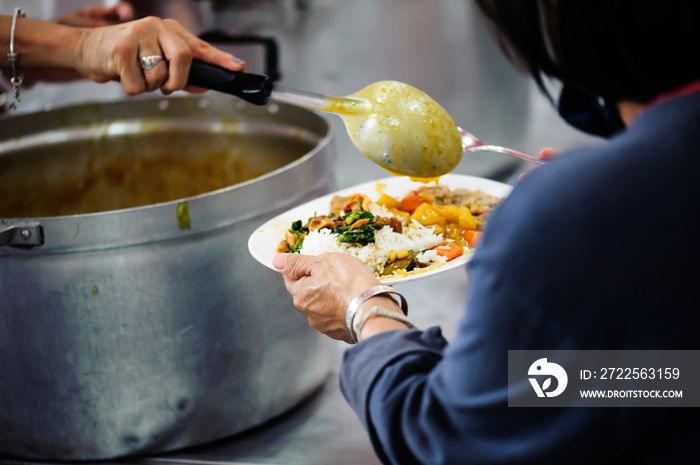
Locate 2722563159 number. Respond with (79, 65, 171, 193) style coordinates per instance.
(599, 367, 680, 380)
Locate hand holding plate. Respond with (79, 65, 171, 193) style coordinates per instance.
(273, 252, 385, 343)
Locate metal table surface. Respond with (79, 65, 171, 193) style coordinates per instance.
(0, 1, 597, 464)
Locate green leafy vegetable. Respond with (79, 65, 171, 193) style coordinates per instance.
(338, 225, 375, 245)
(287, 220, 309, 253)
(343, 209, 374, 226)
(337, 209, 375, 245)
(286, 204, 377, 251)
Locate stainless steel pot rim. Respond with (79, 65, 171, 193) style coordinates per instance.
(0, 96, 335, 254)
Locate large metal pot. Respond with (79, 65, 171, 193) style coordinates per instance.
(0, 95, 336, 460)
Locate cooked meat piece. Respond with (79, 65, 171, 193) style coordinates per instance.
(451, 188, 501, 210)
(306, 215, 336, 232)
(416, 185, 451, 204)
(416, 185, 501, 211)
(342, 193, 372, 213)
(374, 216, 403, 234)
(285, 230, 298, 248)
(330, 195, 349, 217)
(276, 240, 291, 253)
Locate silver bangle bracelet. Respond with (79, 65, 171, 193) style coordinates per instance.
(6, 7, 26, 110)
(353, 305, 417, 341)
(345, 285, 408, 343)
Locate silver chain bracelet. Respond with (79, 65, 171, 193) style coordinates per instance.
(353, 305, 418, 341)
(345, 285, 409, 343)
(6, 7, 26, 110)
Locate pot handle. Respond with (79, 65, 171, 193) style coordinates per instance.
(0, 223, 44, 248)
(188, 61, 273, 105)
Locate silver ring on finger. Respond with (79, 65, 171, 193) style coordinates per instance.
(140, 55, 164, 71)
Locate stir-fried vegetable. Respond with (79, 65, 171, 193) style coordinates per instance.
(287, 220, 308, 253)
(336, 207, 375, 245)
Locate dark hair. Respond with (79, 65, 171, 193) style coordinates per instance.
(474, 0, 700, 104)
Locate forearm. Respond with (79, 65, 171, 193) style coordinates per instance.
(1, 15, 82, 69)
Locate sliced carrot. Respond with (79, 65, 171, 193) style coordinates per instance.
(350, 218, 370, 229)
(400, 193, 425, 214)
(462, 230, 482, 248)
(433, 243, 464, 261)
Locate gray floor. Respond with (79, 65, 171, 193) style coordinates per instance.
(2, 1, 600, 463)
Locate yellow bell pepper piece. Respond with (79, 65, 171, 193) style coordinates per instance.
(436, 204, 459, 222)
(411, 203, 446, 227)
(377, 193, 401, 209)
(458, 207, 477, 230)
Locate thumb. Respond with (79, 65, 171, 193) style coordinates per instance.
(273, 253, 289, 271)
(113, 2, 135, 22)
(273, 253, 314, 279)
(89, 2, 134, 23)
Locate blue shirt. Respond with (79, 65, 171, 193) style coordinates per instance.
(340, 91, 700, 464)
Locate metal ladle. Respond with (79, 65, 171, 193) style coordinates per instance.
(188, 61, 542, 177)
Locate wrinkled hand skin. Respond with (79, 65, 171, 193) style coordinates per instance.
(274, 253, 382, 343)
(73, 15, 244, 95)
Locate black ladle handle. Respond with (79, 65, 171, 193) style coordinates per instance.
(197, 31, 281, 82)
(187, 60, 273, 106)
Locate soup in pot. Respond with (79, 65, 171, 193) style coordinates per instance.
(0, 131, 315, 218)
